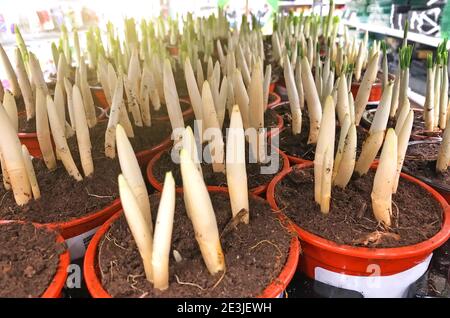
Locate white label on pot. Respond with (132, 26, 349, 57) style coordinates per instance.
(314, 254, 432, 298)
(65, 227, 100, 260)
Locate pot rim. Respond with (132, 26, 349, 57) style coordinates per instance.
(266, 161, 450, 260)
(84, 188, 300, 298)
(0, 220, 70, 298)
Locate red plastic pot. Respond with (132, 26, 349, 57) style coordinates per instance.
(351, 80, 382, 104)
(267, 91, 282, 109)
(135, 135, 173, 167)
(18, 107, 107, 158)
(350, 72, 395, 105)
(146, 147, 290, 196)
(167, 45, 179, 57)
(84, 188, 300, 298)
(270, 126, 312, 165)
(90, 86, 109, 109)
(267, 161, 450, 297)
(405, 140, 449, 203)
(269, 81, 276, 93)
(153, 98, 194, 122)
(0, 220, 70, 298)
(410, 129, 442, 141)
(18, 131, 41, 158)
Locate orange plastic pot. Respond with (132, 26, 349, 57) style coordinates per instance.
(84, 188, 300, 298)
(18, 131, 41, 158)
(167, 45, 179, 57)
(90, 86, 109, 109)
(153, 98, 194, 122)
(270, 126, 312, 165)
(269, 81, 276, 93)
(146, 147, 290, 196)
(45, 199, 122, 240)
(267, 162, 450, 290)
(0, 220, 70, 298)
(410, 129, 442, 142)
(135, 135, 173, 167)
(405, 140, 449, 203)
(351, 80, 382, 104)
(267, 91, 282, 109)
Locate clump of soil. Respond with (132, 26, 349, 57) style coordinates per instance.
(152, 143, 285, 190)
(403, 142, 449, 190)
(0, 222, 66, 297)
(99, 192, 292, 297)
(275, 166, 443, 248)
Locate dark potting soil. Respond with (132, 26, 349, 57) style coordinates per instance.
(277, 104, 368, 161)
(150, 99, 191, 120)
(0, 222, 66, 297)
(99, 192, 291, 298)
(222, 108, 280, 135)
(274, 166, 443, 248)
(152, 143, 285, 190)
(403, 142, 450, 190)
(1, 116, 170, 223)
(363, 108, 428, 134)
(19, 106, 105, 134)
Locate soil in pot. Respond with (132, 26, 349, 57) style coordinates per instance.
(221, 108, 281, 135)
(151, 142, 286, 190)
(274, 166, 443, 248)
(0, 119, 169, 224)
(277, 103, 368, 161)
(99, 192, 291, 297)
(18, 107, 105, 134)
(0, 222, 66, 297)
(362, 105, 441, 140)
(403, 142, 449, 190)
(150, 98, 192, 120)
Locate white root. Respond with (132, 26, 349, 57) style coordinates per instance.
(72, 85, 94, 177)
(179, 149, 225, 275)
(371, 128, 397, 226)
(0, 104, 31, 205)
(152, 172, 176, 290)
(226, 105, 249, 223)
(116, 124, 152, 230)
(46, 95, 82, 181)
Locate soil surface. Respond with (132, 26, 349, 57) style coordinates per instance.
(274, 166, 443, 248)
(99, 192, 292, 297)
(0, 222, 66, 297)
(150, 99, 191, 120)
(276, 103, 368, 161)
(403, 142, 449, 190)
(0, 119, 169, 224)
(151, 143, 285, 190)
(18, 106, 105, 134)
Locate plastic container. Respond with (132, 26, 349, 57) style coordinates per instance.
(146, 147, 290, 196)
(46, 199, 122, 260)
(0, 220, 71, 298)
(84, 188, 300, 298)
(267, 161, 450, 298)
(90, 86, 109, 109)
(153, 98, 193, 122)
(404, 140, 450, 203)
(268, 91, 282, 109)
